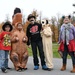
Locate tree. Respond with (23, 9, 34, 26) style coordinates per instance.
(0, 22, 4, 32)
(22, 15, 26, 24)
(32, 9, 38, 21)
(50, 17, 59, 42)
(39, 11, 42, 24)
(5, 14, 10, 22)
(21, 9, 26, 25)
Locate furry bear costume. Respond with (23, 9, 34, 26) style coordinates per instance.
(10, 8, 28, 71)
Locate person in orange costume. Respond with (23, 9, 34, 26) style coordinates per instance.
(10, 23, 28, 71)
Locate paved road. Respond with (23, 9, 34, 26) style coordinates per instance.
(0, 57, 75, 75)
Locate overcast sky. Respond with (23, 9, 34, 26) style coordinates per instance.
(0, 0, 75, 22)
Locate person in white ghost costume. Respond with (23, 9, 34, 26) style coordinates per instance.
(41, 20, 53, 71)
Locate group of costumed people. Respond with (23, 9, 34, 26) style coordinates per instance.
(0, 7, 75, 73)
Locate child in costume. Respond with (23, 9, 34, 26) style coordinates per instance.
(0, 22, 13, 73)
(58, 15, 75, 73)
(41, 19, 53, 71)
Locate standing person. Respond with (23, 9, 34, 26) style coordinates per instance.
(26, 14, 48, 70)
(10, 23, 28, 71)
(58, 15, 75, 73)
(41, 19, 53, 71)
(0, 22, 13, 73)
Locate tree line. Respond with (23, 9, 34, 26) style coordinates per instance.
(0, 9, 75, 42)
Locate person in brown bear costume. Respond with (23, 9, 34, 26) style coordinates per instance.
(10, 23, 28, 71)
(10, 7, 28, 72)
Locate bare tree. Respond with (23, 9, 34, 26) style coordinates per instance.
(21, 9, 25, 25)
(5, 14, 10, 22)
(39, 11, 42, 24)
(22, 15, 26, 25)
(32, 9, 38, 21)
(51, 16, 59, 42)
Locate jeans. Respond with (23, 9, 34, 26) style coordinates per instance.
(0, 50, 9, 69)
(62, 44, 75, 65)
(31, 40, 46, 66)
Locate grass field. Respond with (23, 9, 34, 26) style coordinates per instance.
(28, 43, 61, 58)
(52, 43, 60, 58)
(28, 43, 71, 58)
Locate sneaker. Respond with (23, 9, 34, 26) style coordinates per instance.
(6, 67, 12, 70)
(42, 65, 48, 70)
(47, 68, 53, 71)
(1, 68, 7, 73)
(22, 68, 28, 71)
(17, 69, 22, 72)
(34, 66, 39, 70)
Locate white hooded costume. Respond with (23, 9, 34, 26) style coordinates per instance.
(41, 20, 53, 69)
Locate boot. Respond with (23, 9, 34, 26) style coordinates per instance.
(60, 64, 66, 71)
(71, 65, 75, 73)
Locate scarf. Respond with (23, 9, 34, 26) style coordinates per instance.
(62, 23, 72, 45)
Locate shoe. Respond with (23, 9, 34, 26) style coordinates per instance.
(42, 65, 48, 70)
(47, 68, 53, 71)
(6, 67, 12, 70)
(23, 68, 27, 70)
(22, 68, 28, 71)
(34, 66, 39, 70)
(17, 69, 22, 72)
(1, 68, 7, 73)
